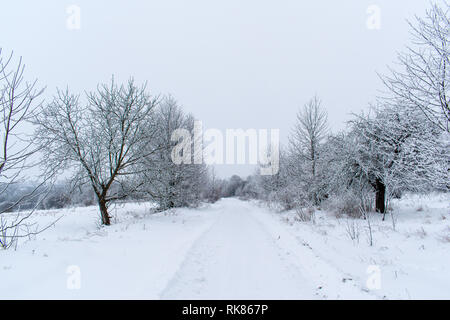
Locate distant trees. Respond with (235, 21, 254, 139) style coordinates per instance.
(35, 78, 159, 225)
(238, 175, 261, 199)
(40, 183, 71, 210)
(222, 175, 245, 198)
(0, 180, 112, 213)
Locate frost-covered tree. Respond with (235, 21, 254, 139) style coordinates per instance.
(381, 1, 450, 132)
(139, 96, 209, 210)
(222, 175, 244, 198)
(204, 167, 225, 203)
(349, 103, 448, 214)
(239, 175, 261, 200)
(288, 95, 329, 204)
(35, 78, 159, 225)
(257, 147, 300, 210)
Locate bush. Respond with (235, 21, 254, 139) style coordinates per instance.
(323, 190, 373, 218)
(266, 187, 302, 211)
(294, 206, 316, 223)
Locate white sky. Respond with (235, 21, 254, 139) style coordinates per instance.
(0, 0, 432, 178)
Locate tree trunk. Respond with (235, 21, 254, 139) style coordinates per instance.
(375, 178, 386, 214)
(98, 198, 111, 225)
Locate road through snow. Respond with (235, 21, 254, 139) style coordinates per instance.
(161, 198, 316, 299)
(1, 197, 380, 299)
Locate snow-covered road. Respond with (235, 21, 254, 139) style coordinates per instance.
(2, 195, 448, 299)
(161, 199, 315, 299)
(1, 198, 363, 299)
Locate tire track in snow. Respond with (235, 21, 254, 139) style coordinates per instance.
(159, 198, 316, 299)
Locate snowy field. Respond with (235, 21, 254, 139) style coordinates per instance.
(0, 194, 449, 300)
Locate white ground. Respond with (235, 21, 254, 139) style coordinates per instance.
(0, 194, 449, 299)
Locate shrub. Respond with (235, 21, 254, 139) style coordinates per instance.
(323, 190, 373, 219)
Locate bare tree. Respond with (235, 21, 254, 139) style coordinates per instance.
(381, 1, 450, 132)
(35, 78, 159, 225)
(205, 167, 223, 203)
(289, 95, 329, 204)
(0, 49, 48, 248)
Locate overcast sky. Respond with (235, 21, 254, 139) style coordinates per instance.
(0, 0, 432, 178)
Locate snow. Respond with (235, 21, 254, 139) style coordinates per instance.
(160, 199, 315, 299)
(1, 194, 449, 299)
(0, 202, 216, 299)
(260, 192, 450, 299)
